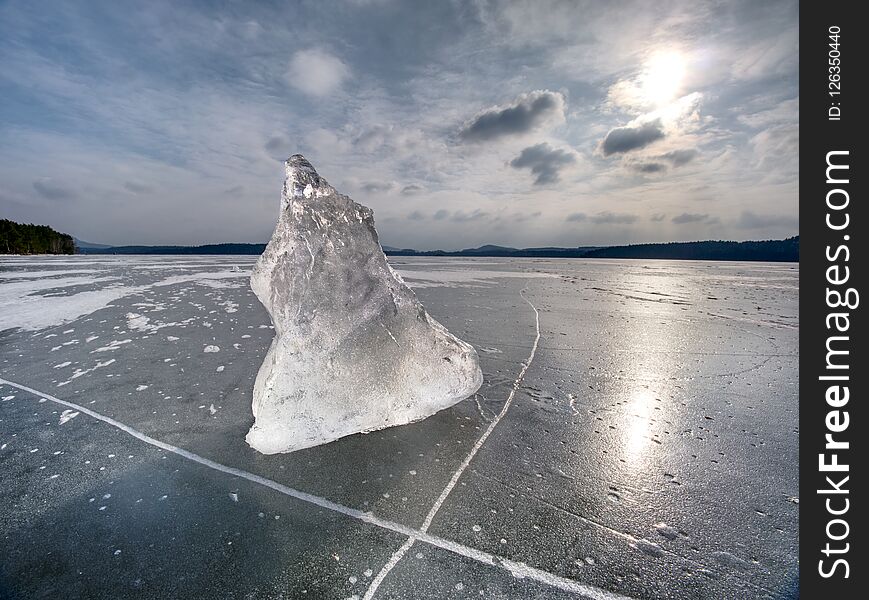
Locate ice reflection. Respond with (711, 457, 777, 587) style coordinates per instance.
(624, 389, 654, 461)
(609, 267, 687, 472)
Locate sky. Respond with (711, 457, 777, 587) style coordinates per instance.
(0, 0, 799, 250)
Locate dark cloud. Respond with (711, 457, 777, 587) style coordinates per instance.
(736, 211, 799, 229)
(650, 213, 667, 222)
(671, 212, 710, 224)
(590, 211, 638, 224)
(360, 181, 394, 194)
(401, 184, 423, 195)
(354, 125, 390, 152)
(660, 149, 699, 167)
(33, 179, 76, 200)
(264, 135, 291, 157)
(601, 120, 665, 155)
(629, 149, 697, 174)
(459, 90, 565, 142)
(634, 162, 666, 173)
(566, 212, 587, 222)
(506, 211, 542, 222)
(407, 210, 426, 221)
(450, 209, 489, 222)
(123, 180, 153, 194)
(223, 185, 245, 195)
(433, 209, 449, 220)
(509, 143, 576, 185)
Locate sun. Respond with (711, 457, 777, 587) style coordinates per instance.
(640, 51, 686, 107)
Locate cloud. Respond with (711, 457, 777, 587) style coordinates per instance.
(633, 162, 666, 173)
(32, 179, 75, 200)
(750, 125, 798, 174)
(123, 180, 153, 194)
(509, 143, 577, 185)
(407, 210, 426, 221)
(566, 212, 587, 222)
(433, 209, 450, 220)
(671, 212, 710, 224)
(731, 27, 798, 81)
(739, 98, 798, 129)
(590, 211, 638, 224)
(736, 211, 798, 230)
(401, 184, 423, 195)
(650, 213, 667, 222)
(459, 90, 565, 142)
(450, 209, 489, 222)
(285, 49, 350, 97)
(506, 211, 542, 222)
(630, 147, 698, 173)
(360, 181, 394, 194)
(601, 119, 665, 155)
(660, 148, 698, 166)
(264, 135, 292, 159)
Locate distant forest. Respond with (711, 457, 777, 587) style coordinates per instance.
(79, 243, 268, 255)
(1, 219, 76, 255)
(583, 236, 799, 262)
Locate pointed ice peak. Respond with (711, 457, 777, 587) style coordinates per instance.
(285, 154, 335, 199)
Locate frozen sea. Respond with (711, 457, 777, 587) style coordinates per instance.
(0, 255, 798, 599)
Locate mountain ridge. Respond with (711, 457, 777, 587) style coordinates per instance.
(76, 236, 799, 262)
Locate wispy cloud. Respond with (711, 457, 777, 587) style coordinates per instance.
(736, 210, 798, 230)
(33, 179, 76, 200)
(590, 211, 638, 225)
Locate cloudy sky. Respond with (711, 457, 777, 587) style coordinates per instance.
(0, 0, 798, 249)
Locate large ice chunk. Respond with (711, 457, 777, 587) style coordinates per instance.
(247, 155, 483, 454)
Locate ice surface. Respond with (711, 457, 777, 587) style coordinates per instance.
(247, 155, 483, 454)
(0, 255, 798, 598)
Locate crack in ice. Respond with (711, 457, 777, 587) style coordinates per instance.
(363, 289, 543, 599)
(0, 373, 631, 600)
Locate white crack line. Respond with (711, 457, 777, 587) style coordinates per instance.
(363, 290, 549, 599)
(0, 374, 631, 600)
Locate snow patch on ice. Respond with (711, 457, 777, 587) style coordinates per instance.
(91, 339, 132, 353)
(125, 313, 151, 331)
(59, 409, 80, 424)
(66, 358, 116, 382)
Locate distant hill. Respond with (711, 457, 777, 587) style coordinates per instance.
(385, 245, 602, 258)
(1, 219, 75, 255)
(73, 237, 113, 250)
(75, 236, 798, 262)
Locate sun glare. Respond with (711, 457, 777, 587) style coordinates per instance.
(641, 51, 686, 107)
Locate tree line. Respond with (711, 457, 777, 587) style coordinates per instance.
(1, 219, 76, 255)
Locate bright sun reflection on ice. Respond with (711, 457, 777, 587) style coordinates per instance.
(625, 389, 654, 461)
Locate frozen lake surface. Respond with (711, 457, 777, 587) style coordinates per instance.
(0, 255, 798, 599)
